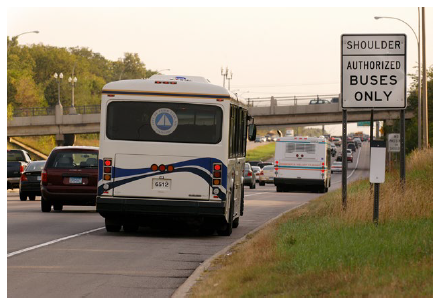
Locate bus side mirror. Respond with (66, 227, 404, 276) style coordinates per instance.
(248, 124, 257, 141)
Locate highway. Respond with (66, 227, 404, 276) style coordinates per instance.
(7, 143, 370, 298)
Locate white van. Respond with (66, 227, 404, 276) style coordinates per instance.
(274, 136, 331, 193)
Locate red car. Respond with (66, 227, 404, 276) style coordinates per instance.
(41, 146, 99, 212)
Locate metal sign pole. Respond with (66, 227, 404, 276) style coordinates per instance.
(373, 183, 380, 224)
(370, 110, 374, 191)
(400, 110, 406, 185)
(342, 109, 347, 211)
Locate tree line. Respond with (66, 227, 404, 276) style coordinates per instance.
(7, 37, 158, 114)
(383, 67, 433, 153)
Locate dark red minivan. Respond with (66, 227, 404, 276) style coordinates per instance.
(41, 146, 99, 212)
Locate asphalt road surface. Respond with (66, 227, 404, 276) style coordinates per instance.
(7, 143, 370, 298)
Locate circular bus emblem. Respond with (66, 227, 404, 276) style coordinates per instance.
(151, 108, 178, 135)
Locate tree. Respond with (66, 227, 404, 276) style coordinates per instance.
(7, 42, 156, 112)
(383, 66, 433, 153)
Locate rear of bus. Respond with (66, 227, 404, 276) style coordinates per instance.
(274, 137, 331, 192)
(96, 77, 234, 232)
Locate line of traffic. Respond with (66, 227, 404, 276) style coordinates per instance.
(332, 146, 363, 184)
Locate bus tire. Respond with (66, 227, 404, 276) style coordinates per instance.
(123, 223, 139, 233)
(105, 218, 121, 232)
(232, 217, 240, 228)
(240, 186, 244, 216)
(276, 185, 282, 192)
(218, 191, 234, 236)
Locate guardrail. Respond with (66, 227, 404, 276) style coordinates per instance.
(63, 105, 101, 115)
(247, 94, 340, 107)
(13, 107, 55, 117)
(13, 105, 101, 117)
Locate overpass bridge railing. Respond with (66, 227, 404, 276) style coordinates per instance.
(13, 105, 101, 117)
(247, 94, 339, 107)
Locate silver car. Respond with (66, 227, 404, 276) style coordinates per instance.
(244, 163, 256, 189)
(251, 166, 262, 183)
(259, 165, 275, 186)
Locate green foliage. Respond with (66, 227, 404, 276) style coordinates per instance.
(383, 67, 433, 152)
(7, 39, 157, 113)
(246, 143, 276, 161)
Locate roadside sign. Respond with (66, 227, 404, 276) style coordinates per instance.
(370, 140, 386, 183)
(357, 121, 371, 126)
(388, 133, 400, 152)
(341, 34, 407, 109)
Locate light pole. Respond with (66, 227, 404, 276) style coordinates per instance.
(8, 30, 39, 52)
(54, 73, 63, 106)
(375, 12, 422, 149)
(68, 76, 77, 114)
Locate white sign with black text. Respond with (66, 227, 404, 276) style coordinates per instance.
(388, 133, 401, 153)
(342, 34, 407, 109)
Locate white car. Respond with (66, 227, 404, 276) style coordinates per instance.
(331, 161, 342, 173)
(259, 165, 275, 186)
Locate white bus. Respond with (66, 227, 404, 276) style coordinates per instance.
(274, 136, 332, 193)
(96, 75, 256, 236)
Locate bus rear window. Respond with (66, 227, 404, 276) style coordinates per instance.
(286, 143, 316, 154)
(106, 101, 223, 144)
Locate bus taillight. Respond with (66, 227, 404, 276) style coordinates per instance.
(212, 163, 222, 187)
(103, 158, 113, 181)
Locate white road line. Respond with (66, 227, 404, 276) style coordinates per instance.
(332, 147, 362, 184)
(244, 192, 269, 197)
(7, 227, 105, 258)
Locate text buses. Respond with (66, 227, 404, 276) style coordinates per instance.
(96, 75, 256, 236)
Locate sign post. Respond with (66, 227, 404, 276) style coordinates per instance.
(341, 34, 406, 220)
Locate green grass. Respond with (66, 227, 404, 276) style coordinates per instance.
(246, 142, 275, 162)
(189, 148, 433, 298)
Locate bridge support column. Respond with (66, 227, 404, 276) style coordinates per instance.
(55, 134, 76, 146)
(270, 96, 277, 114)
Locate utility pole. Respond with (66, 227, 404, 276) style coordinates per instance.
(221, 67, 228, 88)
(422, 7, 429, 148)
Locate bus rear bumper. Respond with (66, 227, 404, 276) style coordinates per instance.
(96, 196, 226, 219)
(274, 178, 324, 186)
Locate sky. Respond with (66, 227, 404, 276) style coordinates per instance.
(5, 3, 436, 136)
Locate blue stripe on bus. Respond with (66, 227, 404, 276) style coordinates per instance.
(98, 157, 228, 201)
(278, 165, 327, 169)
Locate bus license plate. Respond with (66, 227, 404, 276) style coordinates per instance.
(69, 177, 82, 184)
(153, 179, 171, 190)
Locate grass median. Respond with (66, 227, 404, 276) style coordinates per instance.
(246, 142, 276, 162)
(189, 148, 433, 298)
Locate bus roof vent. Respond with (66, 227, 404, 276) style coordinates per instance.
(150, 75, 210, 84)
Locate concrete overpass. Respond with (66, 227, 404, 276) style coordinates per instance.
(7, 101, 413, 145)
(249, 101, 412, 126)
(7, 104, 100, 145)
